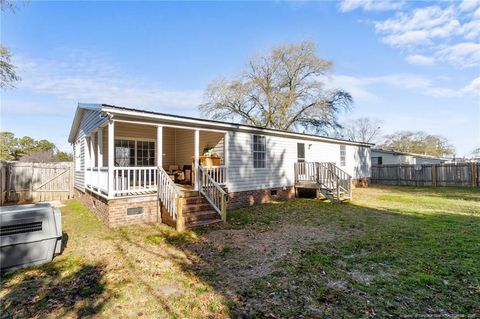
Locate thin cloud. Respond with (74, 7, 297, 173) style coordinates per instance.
(8, 52, 203, 116)
(328, 73, 480, 102)
(338, 1, 480, 69)
(339, 0, 404, 12)
(405, 54, 436, 66)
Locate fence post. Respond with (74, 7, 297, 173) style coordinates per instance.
(29, 162, 35, 202)
(397, 165, 401, 185)
(471, 162, 477, 187)
(0, 161, 5, 206)
(431, 164, 437, 187)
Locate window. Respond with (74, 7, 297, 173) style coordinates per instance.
(297, 143, 305, 163)
(377, 156, 383, 165)
(340, 145, 346, 167)
(136, 141, 156, 166)
(253, 135, 266, 168)
(115, 140, 135, 166)
(114, 139, 155, 167)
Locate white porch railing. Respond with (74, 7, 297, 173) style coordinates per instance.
(86, 167, 109, 195)
(198, 166, 227, 222)
(203, 165, 227, 185)
(86, 165, 227, 200)
(113, 166, 158, 196)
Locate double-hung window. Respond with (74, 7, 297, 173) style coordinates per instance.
(297, 143, 305, 163)
(340, 145, 346, 167)
(253, 135, 266, 169)
(115, 139, 155, 167)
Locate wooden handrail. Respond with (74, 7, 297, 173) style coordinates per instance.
(198, 165, 227, 222)
(157, 167, 182, 224)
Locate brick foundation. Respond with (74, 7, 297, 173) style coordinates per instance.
(352, 178, 370, 187)
(228, 186, 295, 209)
(74, 189, 160, 228)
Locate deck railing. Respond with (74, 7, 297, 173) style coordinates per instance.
(319, 162, 352, 198)
(203, 165, 227, 185)
(198, 165, 227, 222)
(294, 162, 352, 199)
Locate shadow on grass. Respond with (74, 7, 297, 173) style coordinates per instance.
(1, 259, 109, 318)
(159, 198, 480, 317)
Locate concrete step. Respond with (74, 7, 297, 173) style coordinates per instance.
(186, 218, 222, 229)
(184, 210, 219, 222)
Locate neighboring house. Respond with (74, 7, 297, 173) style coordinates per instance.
(371, 148, 444, 165)
(69, 103, 372, 230)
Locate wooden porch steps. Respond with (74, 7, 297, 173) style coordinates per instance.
(181, 195, 222, 229)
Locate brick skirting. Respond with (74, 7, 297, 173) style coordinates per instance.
(352, 178, 370, 187)
(227, 186, 295, 209)
(74, 189, 160, 228)
(74, 179, 368, 227)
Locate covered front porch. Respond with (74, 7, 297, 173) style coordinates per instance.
(84, 120, 228, 199)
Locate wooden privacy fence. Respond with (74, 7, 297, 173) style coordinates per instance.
(371, 163, 480, 187)
(0, 161, 74, 205)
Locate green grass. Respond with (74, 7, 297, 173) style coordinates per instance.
(1, 185, 479, 318)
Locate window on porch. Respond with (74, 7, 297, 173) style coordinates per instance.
(114, 139, 155, 167)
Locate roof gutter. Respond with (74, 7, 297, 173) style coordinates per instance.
(101, 105, 374, 147)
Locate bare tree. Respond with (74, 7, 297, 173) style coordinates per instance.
(337, 118, 382, 143)
(199, 41, 352, 133)
(0, 0, 25, 89)
(0, 46, 20, 89)
(379, 131, 455, 157)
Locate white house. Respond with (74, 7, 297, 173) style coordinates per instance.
(68, 103, 372, 230)
(371, 148, 444, 165)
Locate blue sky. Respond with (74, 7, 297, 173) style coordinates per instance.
(1, 0, 479, 156)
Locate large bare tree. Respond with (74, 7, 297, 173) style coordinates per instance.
(337, 117, 382, 143)
(199, 41, 352, 133)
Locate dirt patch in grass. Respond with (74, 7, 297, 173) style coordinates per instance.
(182, 223, 353, 288)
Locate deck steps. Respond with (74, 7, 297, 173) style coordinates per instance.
(184, 210, 219, 223)
(294, 162, 352, 203)
(180, 194, 222, 229)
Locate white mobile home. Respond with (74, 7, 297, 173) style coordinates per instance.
(371, 148, 444, 166)
(69, 103, 372, 230)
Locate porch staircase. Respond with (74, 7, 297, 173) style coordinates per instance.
(157, 166, 227, 231)
(181, 190, 223, 228)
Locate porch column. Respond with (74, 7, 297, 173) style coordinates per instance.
(97, 128, 103, 191)
(107, 120, 115, 198)
(89, 133, 96, 168)
(156, 125, 163, 168)
(194, 129, 200, 191)
(85, 135, 91, 188)
(97, 128, 103, 167)
(224, 132, 229, 184)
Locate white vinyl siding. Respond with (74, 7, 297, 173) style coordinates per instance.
(226, 131, 371, 193)
(73, 109, 108, 192)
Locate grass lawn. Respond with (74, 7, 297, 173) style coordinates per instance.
(1, 186, 479, 318)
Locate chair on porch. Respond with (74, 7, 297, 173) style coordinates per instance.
(166, 165, 181, 181)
